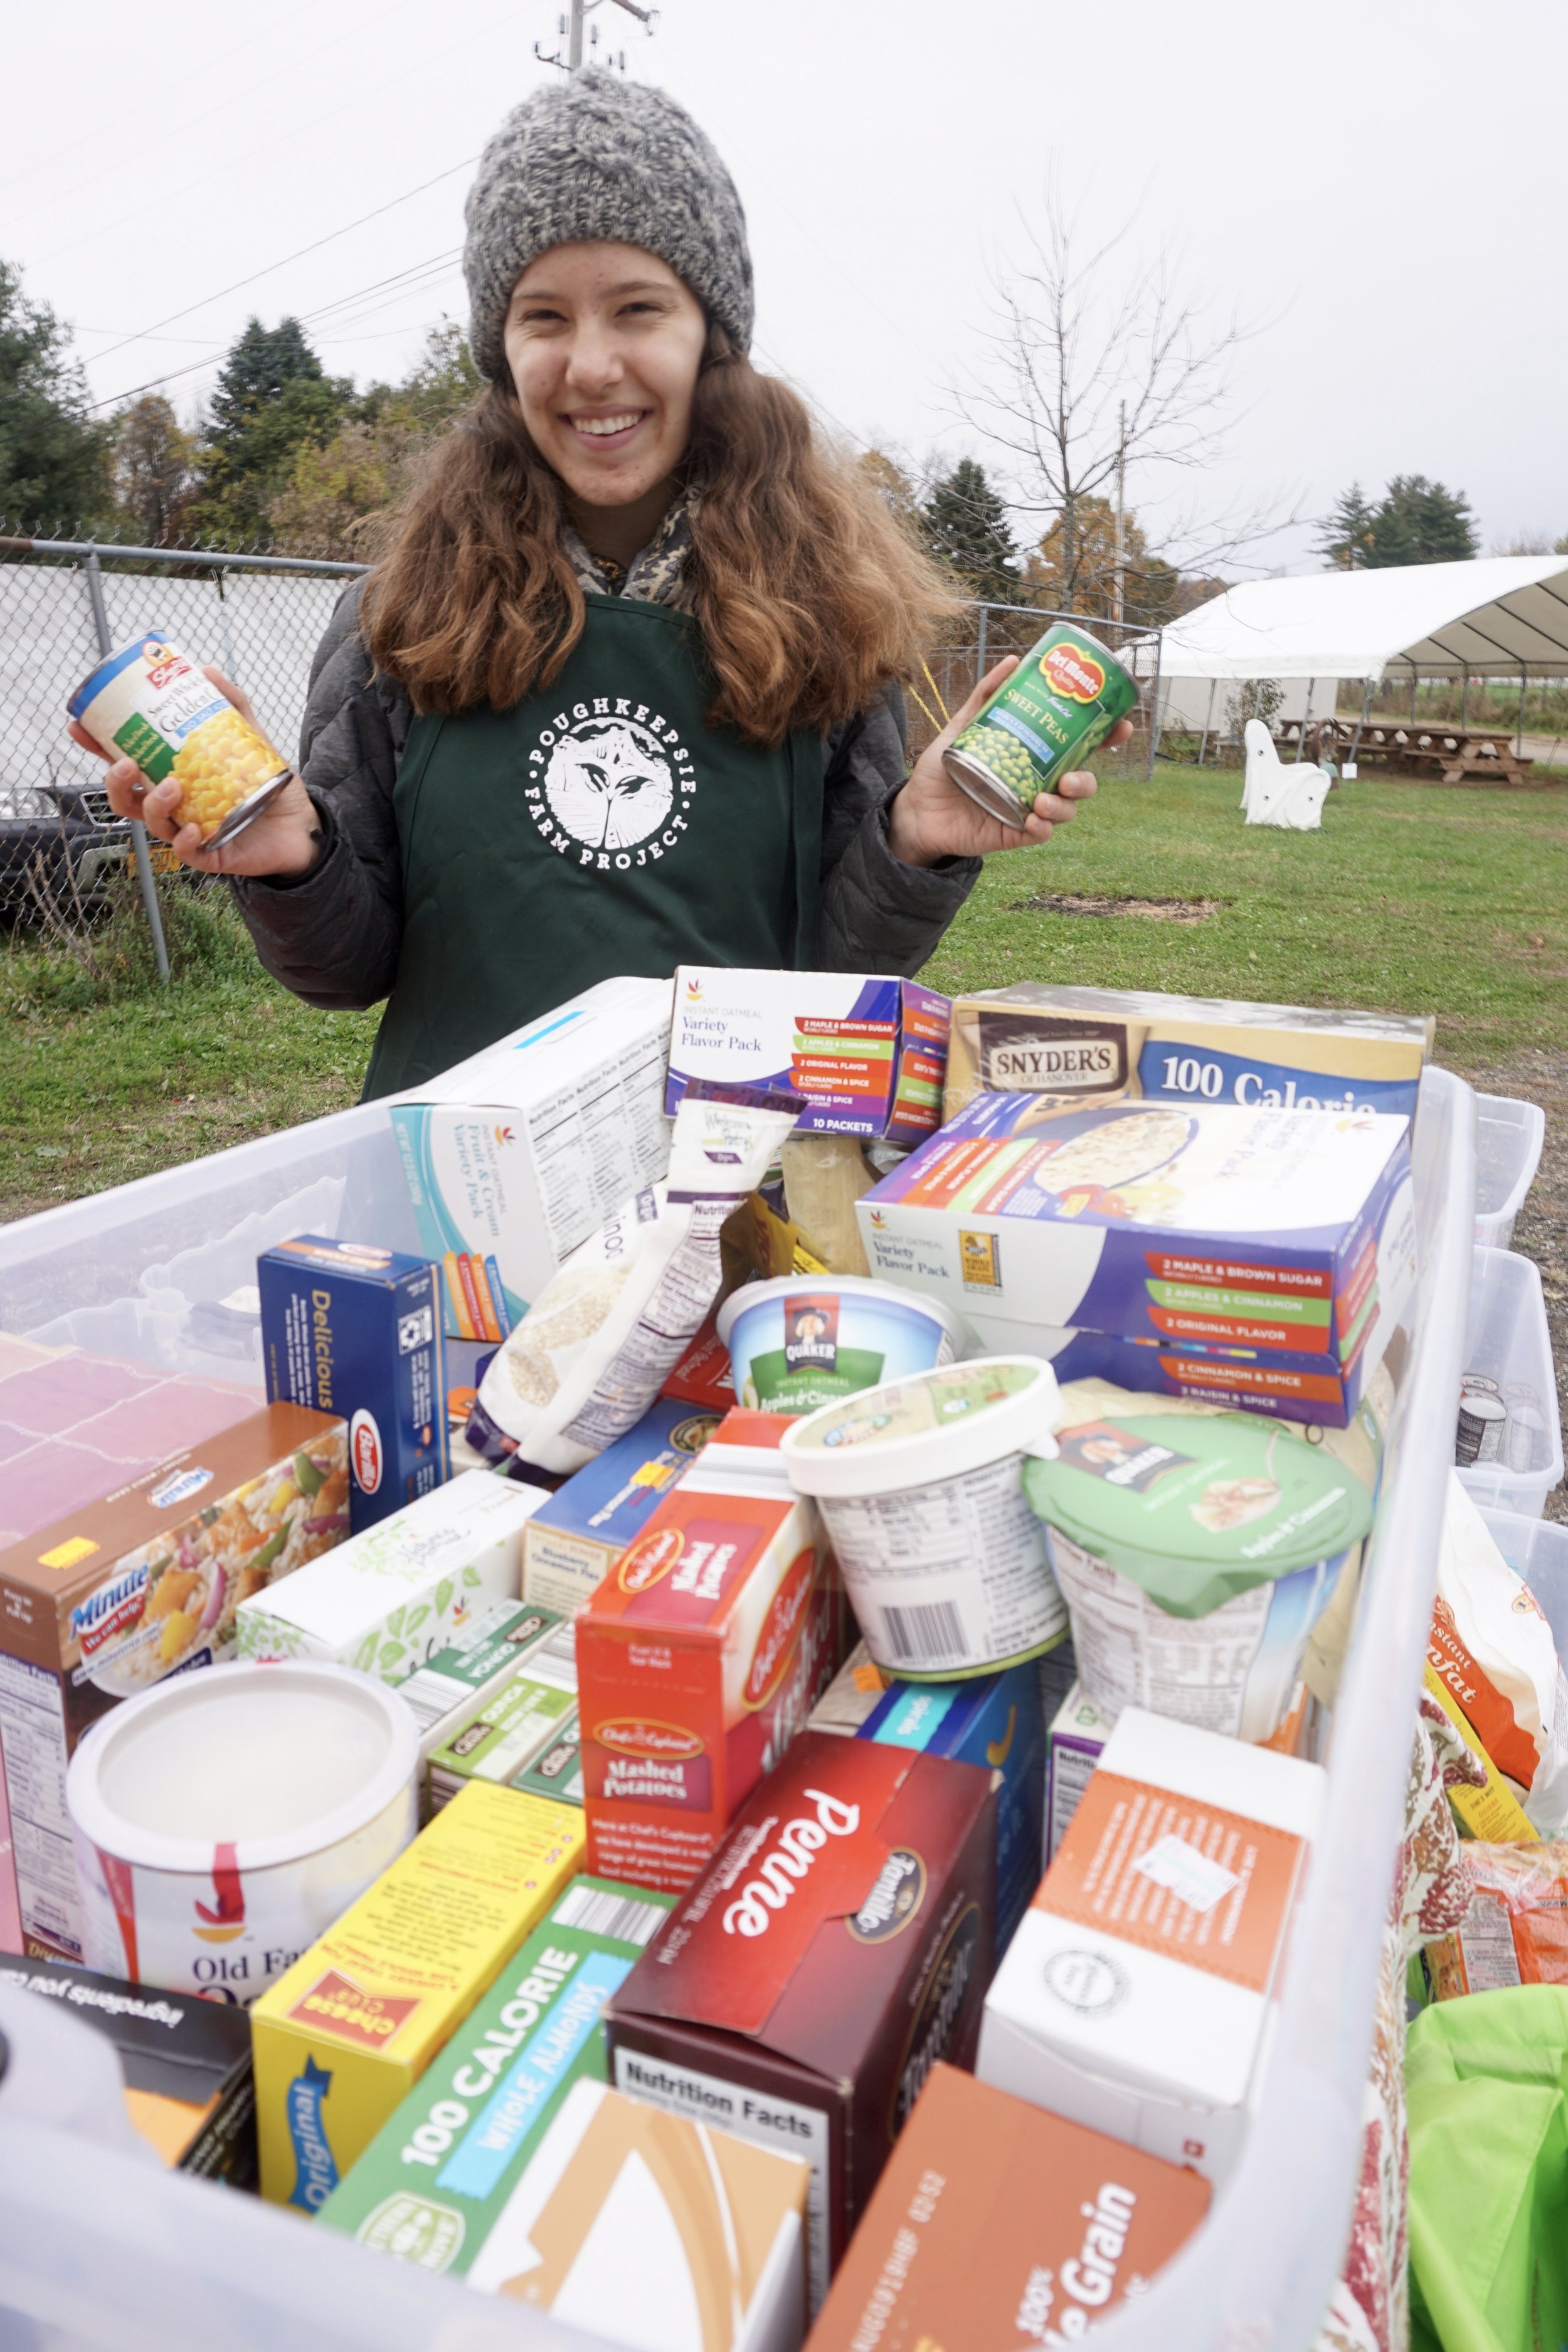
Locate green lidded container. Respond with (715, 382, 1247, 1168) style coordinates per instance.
(945, 623, 1140, 826)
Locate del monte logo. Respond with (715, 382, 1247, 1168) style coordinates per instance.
(1042, 642, 1107, 704)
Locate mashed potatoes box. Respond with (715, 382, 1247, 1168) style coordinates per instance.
(605, 1732, 997, 2312)
(666, 968, 950, 1144)
(389, 975, 674, 1340)
(943, 982, 1431, 1122)
(858, 1096, 1416, 1416)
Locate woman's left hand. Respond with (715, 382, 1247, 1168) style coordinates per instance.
(887, 657, 1134, 867)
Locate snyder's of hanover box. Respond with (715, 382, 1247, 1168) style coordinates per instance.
(389, 975, 674, 1340)
(806, 2062, 1209, 2352)
(523, 1397, 724, 1615)
(316, 1874, 675, 2270)
(666, 967, 950, 1145)
(943, 983, 1431, 1122)
(978, 1707, 1324, 2182)
(605, 1730, 997, 2311)
(236, 1468, 548, 1685)
(858, 1095, 1417, 1428)
(0, 1404, 347, 1962)
(259, 1234, 448, 1533)
(251, 1781, 584, 2206)
(577, 1428, 842, 1893)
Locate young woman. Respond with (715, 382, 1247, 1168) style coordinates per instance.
(79, 74, 1126, 1096)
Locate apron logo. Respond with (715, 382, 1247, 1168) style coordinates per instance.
(526, 703, 698, 869)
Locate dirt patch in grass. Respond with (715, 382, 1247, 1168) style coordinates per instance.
(1008, 893, 1222, 923)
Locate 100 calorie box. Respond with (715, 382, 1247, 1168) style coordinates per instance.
(605, 1729, 998, 2312)
(259, 1235, 448, 1533)
(576, 1425, 843, 1894)
(315, 1875, 675, 2272)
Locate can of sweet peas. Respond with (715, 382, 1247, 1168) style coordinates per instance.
(944, 622, 1140, 826)
(68, 632, 292, 846)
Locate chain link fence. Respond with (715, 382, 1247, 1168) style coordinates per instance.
(0, 534, 1163, 970)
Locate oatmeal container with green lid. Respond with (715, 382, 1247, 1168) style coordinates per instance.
(780, 1356, 1067, 1681)
(945, 623, 1140, 827)
(1024, 1409, 1376, 1742)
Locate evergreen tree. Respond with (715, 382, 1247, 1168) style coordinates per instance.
(920, 459, 1019, 600)
(191, 315, 355, 542)
(1316, 484, 1379, 570)
(0, 259, 110, 525)
(1365, 475, 1477, 568)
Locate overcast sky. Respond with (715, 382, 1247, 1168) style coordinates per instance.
(9, 0, 1565, 573)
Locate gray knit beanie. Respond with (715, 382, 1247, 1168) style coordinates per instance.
(464, 72, 754, 380)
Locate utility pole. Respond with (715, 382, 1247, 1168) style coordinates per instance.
(1113, 400, 1126, 630)
(536, 0, 660, 75)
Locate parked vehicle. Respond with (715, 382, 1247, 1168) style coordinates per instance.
(0, 780, 131, 915)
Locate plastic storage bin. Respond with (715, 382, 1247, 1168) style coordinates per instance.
(1454, 1246, 1564, 1518)
(1473, 1092, 1546, 1250)
(0, 1069, 1478, 2351)
(1478, 1506, 1568, 1655)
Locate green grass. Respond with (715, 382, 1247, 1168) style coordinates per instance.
(2, 761, 1565, 1225)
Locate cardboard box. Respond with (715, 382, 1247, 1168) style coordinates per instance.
(978, 1707, 1325, 2182)
(806, 2062, 1210, 2352)
(858, 1095, 1417, 1411)
(522, 1397, 725, 1615)
(512, 1708, 585, 1806)
(809, 1651, 1047, 1959)
(1030, 1322, 1393, 1429)
(943, 982, 1432, 1123)
(1044, 1680, 1314, 1861)
(259, 1234, 448, 1533)
(389, 975, 674, 1340)
(0, 1956, 257, 2183)
(0, 1402, 347, 1961)
(578, 1432, 843, 1894)
(251, 1781, 585, 2206)
(429, 1653, 580, 1811)
(316, 1873, 675, 2267)
(666, 968, 950, 1145)
(393, 1600, 566, 1762)
(606, 1730, 998, 2310)
(236, 1468, 549, 1685)
(661, 1310, 739, 1412)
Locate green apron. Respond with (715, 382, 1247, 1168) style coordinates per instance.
(362, 594, 822, 1098)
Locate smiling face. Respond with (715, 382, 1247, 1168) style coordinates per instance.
(502, 241, 708, 512)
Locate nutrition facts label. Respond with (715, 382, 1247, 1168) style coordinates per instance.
(0, 1657, 82, 1957)
(1047, 1529, 1273, 1740)
(528, 1034, 670, 1259)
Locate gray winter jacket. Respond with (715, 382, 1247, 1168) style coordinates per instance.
(232, 578, 979, 1015)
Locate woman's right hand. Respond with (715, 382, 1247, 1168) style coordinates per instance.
(67, 666, 324, 879)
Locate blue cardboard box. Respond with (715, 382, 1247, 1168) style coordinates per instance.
(854, 1658, 1050, 1959)
(258, 1236, 449, 1534)
(521, 1396, 725, 1613)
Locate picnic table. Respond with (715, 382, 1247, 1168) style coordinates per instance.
(1272, 716, 1534, 784)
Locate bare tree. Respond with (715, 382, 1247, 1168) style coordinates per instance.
(957, 184, 1295, 618)
(110, 394, 197, 544)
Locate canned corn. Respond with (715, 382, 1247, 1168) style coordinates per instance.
(944, 622, 1139, 826)
(68, 632, 292, 846)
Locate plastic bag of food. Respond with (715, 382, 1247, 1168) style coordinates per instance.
(466, 1098, 797, 1476)
(780, 1133, 876, 1275)
(1429, 1471, 1568, 1835)
(1423, 1841, 1568, 2000)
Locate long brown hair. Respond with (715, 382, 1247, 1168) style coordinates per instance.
(362, 330, 954, 744)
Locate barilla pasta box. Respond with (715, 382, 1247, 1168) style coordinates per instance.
(858, 1095, 1417, 1426)
(605, 1730, 998, 2311)
(523, 1397, 725, 1615)
(666, 968, 950, 1145)
(315, 1874, 674, 2269)
(810, 1656, 1046, 1961)
(236, 1468, 549, 1685)
(577, 1418, 844, 1894)
(258, 1235, 448, 1534)
(1044, 1680, 1315, 1863)
(429, 1646, 580, 1811)
(943, 982, 1431, 1123)
(251, 1781, 584, 2207)
(389, 975, 674, 1340)
(0, 1404, 346, 1963)
(805, 2062, 1209, 2352)
(393, 1599, 564, 1762)
(978, 1708, 1325, 2182)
